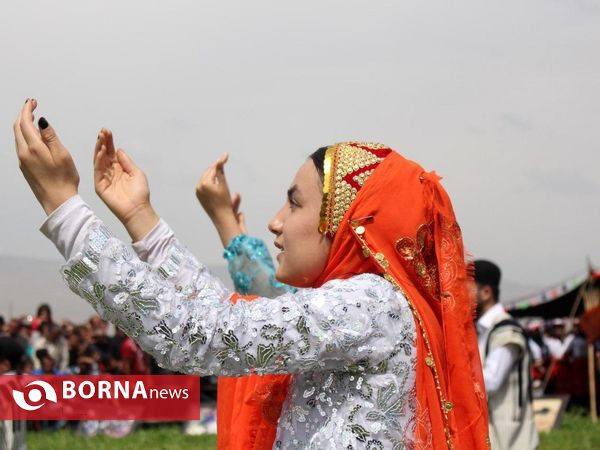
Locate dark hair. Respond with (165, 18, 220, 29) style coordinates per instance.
(37, 303, 52, 318)
(309, 146, 329, 183)
(35, 348, 51, 364)
(474, 260, 501, 301)
(0, 336, 25, 371)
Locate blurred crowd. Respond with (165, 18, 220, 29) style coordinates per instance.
(525, 317, 596, 401)
(4, 304, 592, 395)
(0, 304, 154, 377)
(0, 303, 217, 438)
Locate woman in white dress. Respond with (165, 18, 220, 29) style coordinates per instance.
(13, 100, 489, 449)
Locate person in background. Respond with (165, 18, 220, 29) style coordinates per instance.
(526, 320, 549, 391)
(32, 348, 62, 375)
(31, 303, 53, 333)
(0, 336, 27, 450)
(31, 321, 69, 372)
(31, 349, 67, 432)
(544, 318, 573, 360)
(475, 259, 539, 450)
(5, 319, 29, 356)
(552, 318, 589, 404)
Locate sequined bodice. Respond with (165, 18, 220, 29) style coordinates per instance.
(50, 202, 417, 449)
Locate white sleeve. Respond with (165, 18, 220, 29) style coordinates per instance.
(39, 195, 95, 260)
(483, 345, 520, 395)
(131, 219, 174, 267)
(41, 201, 408, 377)
(528, 339, 542, 361)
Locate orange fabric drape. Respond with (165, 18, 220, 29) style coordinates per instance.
(217, 294, 291, 450)
(217, 145, 489, 449)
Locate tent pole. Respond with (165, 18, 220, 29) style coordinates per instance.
(588, 343, 597, 423)
(583, 263, 598, 423)
(568, 278, 589, 323)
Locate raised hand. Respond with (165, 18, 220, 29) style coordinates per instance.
(196, 154, 245, 246)
(94, 128, 158, 241)
(231, 192, 248, 234)
(14, 99, 80, 215)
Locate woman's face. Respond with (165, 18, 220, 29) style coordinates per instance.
(268, 159, 331, 288)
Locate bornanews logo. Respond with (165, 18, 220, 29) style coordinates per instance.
(12, 380, 58, 411)
(0, 375, 200, 420)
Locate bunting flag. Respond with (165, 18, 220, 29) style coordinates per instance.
(505, 270, 600, 315)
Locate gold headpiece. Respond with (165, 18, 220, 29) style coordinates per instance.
(318, 142, 392, 236)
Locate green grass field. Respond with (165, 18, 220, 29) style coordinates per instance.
(26, 425, 217, 450)
(26, 412, 600, 450)
(538, 410, 600, 450)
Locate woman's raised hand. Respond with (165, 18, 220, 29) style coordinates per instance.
(94, 129, 158, 241)
(231, 192, 248, 235)
(196, 153, 246, 247)
(14, 99, 80, 215)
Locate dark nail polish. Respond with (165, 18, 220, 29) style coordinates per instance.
(25, 98, 29, 104)
(38, 117, 49, 130)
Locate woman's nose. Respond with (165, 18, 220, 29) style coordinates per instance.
(268, 206, 286, 235)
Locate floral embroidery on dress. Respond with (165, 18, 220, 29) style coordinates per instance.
(395, 223, 439, 297)
(438, 217, 465, 313)
(61, 220, 417, 449)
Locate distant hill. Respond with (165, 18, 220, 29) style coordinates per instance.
(0, 255, 231, 323)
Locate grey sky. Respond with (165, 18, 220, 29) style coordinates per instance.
(1, 0, 599, 294)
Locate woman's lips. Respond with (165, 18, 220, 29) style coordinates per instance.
(274, 241, 285, 260)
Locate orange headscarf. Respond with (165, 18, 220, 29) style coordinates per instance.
(217, 143, 489, 449)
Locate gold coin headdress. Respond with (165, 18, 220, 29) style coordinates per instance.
(318, 142, 392, 236)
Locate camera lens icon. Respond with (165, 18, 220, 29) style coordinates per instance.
(13, 380, 58, 411)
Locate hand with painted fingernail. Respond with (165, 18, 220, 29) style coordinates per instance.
(94, 128, 158, 241)
(13, 99, 80, 215)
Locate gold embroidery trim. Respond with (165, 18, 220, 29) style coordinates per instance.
(395, 223, 440, 297)
(318, 146, 336, 234)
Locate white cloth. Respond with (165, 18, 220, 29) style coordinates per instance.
(131, 219, 173, 265)
(528, 338, 542, 362)
(41, 196, 419, 450)
(544, 334, 574, 359)
(31, 335, 69, 372)
(477, 303, 520, 395)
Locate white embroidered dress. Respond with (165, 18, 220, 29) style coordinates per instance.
(42, 196, 417, 450)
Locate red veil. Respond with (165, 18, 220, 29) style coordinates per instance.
(217, 143, 489, 449)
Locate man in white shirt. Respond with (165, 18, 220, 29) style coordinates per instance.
(475, 260, 539, 450)
(543, 319, 573, 360)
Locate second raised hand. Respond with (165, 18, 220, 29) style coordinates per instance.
(94, 128, 159, 241)
(196, 153, 245, 247)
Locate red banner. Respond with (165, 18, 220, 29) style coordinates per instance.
(0, 375, 200, 420)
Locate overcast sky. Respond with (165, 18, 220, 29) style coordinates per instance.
(1, 0, 599, 293)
